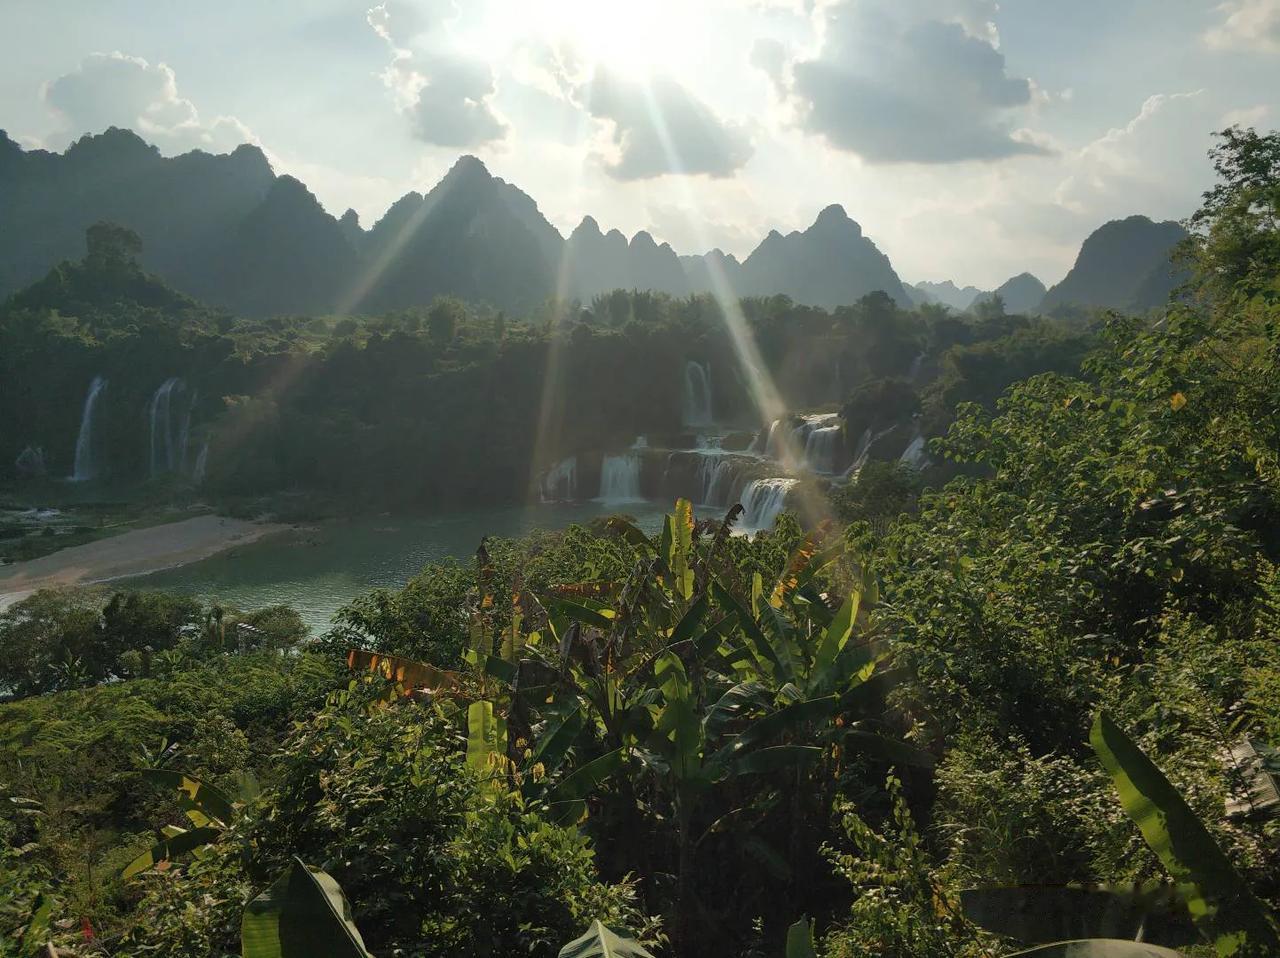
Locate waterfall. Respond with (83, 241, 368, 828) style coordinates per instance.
(739, 478, 798, 532)
(71, 375, 108, 481)
(899, 428, 929, 469)
(765, 414, 840, 469)
(682, 361, 713, 427)
(850, 428, 873, 468)
(541, 456, 578, 502)
(192, 442, 210, 484)
(598, 453, 642, 502)
(149, 377, 188, 478)
(803, 425, 844, 474)
(842, 424, 899, 479)
(696, 455, 736, 506)
(907, 351, 925, 382)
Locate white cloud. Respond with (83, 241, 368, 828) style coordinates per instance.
(582, 70, 754, 180)
(43, 52, 256, 154)
(367, 1, 507, 148)
(1223, 104, 1271, 127)
(1055, 91, 1211, 216)
(1206, 0, 1280, 53)
(758, 0, 1047, 163)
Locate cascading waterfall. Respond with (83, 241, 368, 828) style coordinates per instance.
(850, 428, 873, 467)
(763, 414, 841, 470)
(71, 375, 108, 481)
(541, 456, 578, 502)
(803, 424, 844, 474)
(899, 427, 929, 469)
(739, 478, 798, 531)
(192, 442, 210, 484)
(682, 361, 713, 427)
(842, 424, 900, 478)
(696, 455, 736, 506)
(149, 377, 189, 478)
(597, 453, 643, 502)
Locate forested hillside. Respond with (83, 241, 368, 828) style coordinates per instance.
(3, 126, 1279, 958)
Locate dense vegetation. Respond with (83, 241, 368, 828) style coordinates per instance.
(3, 127, 1280, 957)
(0, 223, 1084, 513)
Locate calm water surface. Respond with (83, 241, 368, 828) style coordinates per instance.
(134, 501, 672, 631)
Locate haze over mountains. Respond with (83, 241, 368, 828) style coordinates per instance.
(1, 128, 1186, 318)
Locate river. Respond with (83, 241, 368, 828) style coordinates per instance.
(134, 501, 673, 632)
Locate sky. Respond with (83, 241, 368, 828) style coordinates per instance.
(0, 0, 1276, 289)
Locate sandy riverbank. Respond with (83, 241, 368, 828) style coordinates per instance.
(0, 515, 288, 609)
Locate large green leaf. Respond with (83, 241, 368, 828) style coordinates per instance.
(712, 581, 784, 679)
(466, 700, 508, 776)
(1004, 942, 1184, 957)
(812, 591, 861, 681)
(843, 730, 935, 769)
(654, 653, 703, 782)
(669, 499, 695, 600)
(668, 593, 710, 648)
(558, 920, 654, 958)
(241, 857, 372, 958)
(540, 596, 615, 631)
(545, 748, 627, 824)
(704, 696, 838, 776)
(527, 704, 585, 776)
(731, 745, 823, 776)
(961, 885, 1195, 947)
(141, 768, 236, 826)
(122, 826, 222, 879)
(1090, 712, 1280, 956)
(785, 917, 818, 958)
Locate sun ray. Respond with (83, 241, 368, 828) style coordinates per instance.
(635, 78, 833, 528)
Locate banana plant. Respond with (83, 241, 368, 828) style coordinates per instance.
(241, 856, 372, 958)
(1090, 712, 1280, 957)
(122, 768, 249, 879)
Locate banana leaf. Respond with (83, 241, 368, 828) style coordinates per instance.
(141, 768, 236, 826)
(466, 700, 508, 775)
(960, 885, 1195, 947)
(345, 648, 462, 695)
(1004, 942, 1184, 957)
(241, 857, 372, 958)
(545, 748, 627, 824)
(785, 917, 819, 958)
(122, 825, 221, 879)
(1090, 712, 1280, 956)
(558, 920, 654, 958)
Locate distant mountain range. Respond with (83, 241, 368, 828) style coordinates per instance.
(908, 280, 985, 311)
(0, 127, 1187, 318)
(910, 215, 1187, 317)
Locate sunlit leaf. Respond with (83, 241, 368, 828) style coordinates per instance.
(122, 826, 221, 879)
(558, 920, 654, 958)
(241, 857, 372, 958)
(1090, 712, 1280, 956)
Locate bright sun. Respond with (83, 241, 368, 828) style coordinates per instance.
(509, 0, 692, 79)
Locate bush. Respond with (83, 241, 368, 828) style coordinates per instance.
(122, 681, 646, 957)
